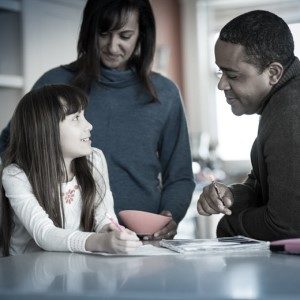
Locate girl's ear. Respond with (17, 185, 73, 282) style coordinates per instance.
(268, 62, 284, 86)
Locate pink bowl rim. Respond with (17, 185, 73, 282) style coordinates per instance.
(118, 210, 172, 220)
(118, 210, 172, 235)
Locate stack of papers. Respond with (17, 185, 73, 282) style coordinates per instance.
(159, 236, 270, 254)
(89, 236, 270, 256)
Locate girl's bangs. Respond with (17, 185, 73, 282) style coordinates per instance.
(58, 88, 88, 119)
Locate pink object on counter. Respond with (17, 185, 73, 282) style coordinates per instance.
(118, 210, 172, 235)
(270, 238, 300, 253)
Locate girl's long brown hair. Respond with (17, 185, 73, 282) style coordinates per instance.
(0, 84, 104, 256)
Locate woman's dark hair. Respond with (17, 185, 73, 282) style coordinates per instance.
(0, 84, 104, 256)
(219, 10, 295, 72)
(72, 0, 157, 100)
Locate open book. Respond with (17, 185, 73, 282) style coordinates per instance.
(159, 236, 270, 254)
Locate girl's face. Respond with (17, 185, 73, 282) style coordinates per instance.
(98, 10, 139, 70)
(59, 110, 93, 161)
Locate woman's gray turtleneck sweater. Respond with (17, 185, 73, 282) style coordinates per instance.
(0, 65, 195, 224)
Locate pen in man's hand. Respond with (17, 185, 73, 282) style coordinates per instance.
(209, 175, 222, 200)
(209, 175, 231, 215)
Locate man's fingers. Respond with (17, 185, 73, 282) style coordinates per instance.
(197, 206, 210, 216)
(201, 198, 219, 214)
(197, 197, 211, 216)
(197, 188, 232, 215)
(198, 197, 215, 215)
(206, 190, 223, 211)
(222, 194, 232, 207)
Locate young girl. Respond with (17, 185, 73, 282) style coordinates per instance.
(0, 84, 142, 256)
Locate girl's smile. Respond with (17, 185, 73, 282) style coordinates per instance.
(60, 110, 93, 175)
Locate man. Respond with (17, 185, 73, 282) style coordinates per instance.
(197, 10, 300, 241)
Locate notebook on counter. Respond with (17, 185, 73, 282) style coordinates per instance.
(159, 236, 270, 254)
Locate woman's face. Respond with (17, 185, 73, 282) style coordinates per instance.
(98, 10, 139, 70)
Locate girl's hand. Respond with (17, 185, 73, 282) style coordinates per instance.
(106, 228, 142, 254)
(85, 228, 142, 254)
(99, 223, 125, 233)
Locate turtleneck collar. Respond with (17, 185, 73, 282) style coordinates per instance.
(98, 66, 139, 88)
(258, 57, 300, 114)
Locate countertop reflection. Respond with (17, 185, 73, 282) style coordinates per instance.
(0, 249, 300, 299)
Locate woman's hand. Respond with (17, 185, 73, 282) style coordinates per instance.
(144, 210, 177, 240)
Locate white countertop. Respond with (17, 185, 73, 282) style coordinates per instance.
(0, 249, 300, 299)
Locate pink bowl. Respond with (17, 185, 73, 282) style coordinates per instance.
(118, 210, 172, 235)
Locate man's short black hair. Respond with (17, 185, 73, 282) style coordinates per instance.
(219, 10, 295, 72)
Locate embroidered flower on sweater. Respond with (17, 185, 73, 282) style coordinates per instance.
(63, 185, 79, 204)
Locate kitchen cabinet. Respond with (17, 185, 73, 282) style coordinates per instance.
(0, 0, 85, 131)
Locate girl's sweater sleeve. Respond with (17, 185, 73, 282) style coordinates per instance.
(2, 165, 93, 253)
(91, 148, 118, 232)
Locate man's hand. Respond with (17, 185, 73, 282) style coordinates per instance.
(197, 182, 233, 216)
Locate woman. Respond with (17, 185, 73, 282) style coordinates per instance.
(0, 0, 195, 239)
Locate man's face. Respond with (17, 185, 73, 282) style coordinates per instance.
(215, 39, 272, 116)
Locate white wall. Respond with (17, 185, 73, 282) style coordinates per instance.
(180, 0, 300, 168)
(23, 0, 85, 92)
(180, 0, 300, 140)
(0, 0, 85, 132)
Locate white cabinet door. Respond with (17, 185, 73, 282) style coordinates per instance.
(23, 0, 85, 92)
